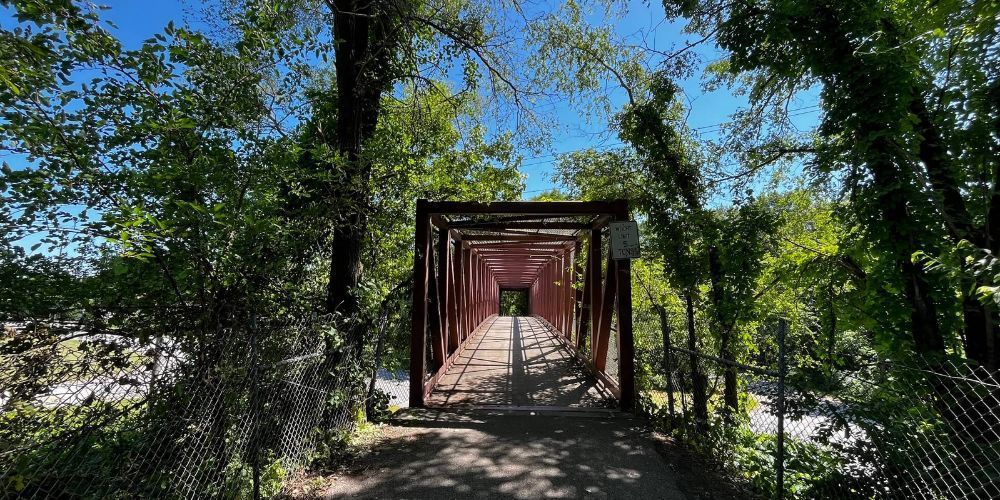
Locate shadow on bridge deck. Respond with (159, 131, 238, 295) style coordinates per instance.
(427, 316, 614, 408)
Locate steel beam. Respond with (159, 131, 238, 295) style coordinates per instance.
(409, 200, 430, 407)
(425, 200, 628, 216)
(428, 230, 446, 370)
(588, 229, 603, 356)
(448, 221, 591, 230)
(437, 229, 452, 355)
(593, 250, 617, 372)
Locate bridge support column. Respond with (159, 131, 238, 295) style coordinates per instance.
(409, 201, 430, 407)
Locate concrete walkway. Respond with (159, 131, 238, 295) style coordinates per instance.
(427, 316, 614, 407)
(319, 317, 688, 499)
(323, 408, 688, 499)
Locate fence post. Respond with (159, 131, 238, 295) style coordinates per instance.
(249, 314, 262, 500)
(656, 305, 676, 421)
(775, 318, 787, 500)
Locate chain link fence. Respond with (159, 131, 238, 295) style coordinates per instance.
(648, 319, 1000, 499)
(1, 313, 405, 498)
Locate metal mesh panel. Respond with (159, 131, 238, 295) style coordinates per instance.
(655, 323, 1000, 499)
(0, 315, 393, 498)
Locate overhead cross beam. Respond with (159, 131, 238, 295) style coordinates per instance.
(461, 234, 577, 242)
(450, 221, 591, 230)
(426, 200, 626, 216)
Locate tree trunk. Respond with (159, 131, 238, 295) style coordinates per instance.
(910, 95, 999, 367)
(962, 295, 997, 369)
(855, 77, 942, 356)
(909, 97, 976, 242)
(707, 246, 739, 415)
(898, 208, 944, 353)
(826, 285, 837, 381)
(320, 2, 403, 431)
(325, 1, 399, 322)
(656, 304, 676, 417)
(327, 217, 365, 317)
(986, 79, 1000, 256)
(854, 97, 943, 355)
(813, 6, 945, 356)
(982, 80, 1000, 369)
(685, 292, 709, 433)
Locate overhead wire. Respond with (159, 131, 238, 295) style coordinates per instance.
(515, 104, 821, 170)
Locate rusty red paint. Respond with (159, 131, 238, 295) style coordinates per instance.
(411, 199, 635, 410)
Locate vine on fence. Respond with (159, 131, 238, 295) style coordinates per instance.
(0, 314, 398, 498)
(647, 319, 1000, 499)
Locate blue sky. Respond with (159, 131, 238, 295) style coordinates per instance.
(514, 3, 820, 197)
(88, 0, 819, 198)
(6, 0, 819, 217)
(2, 0, 821, 256)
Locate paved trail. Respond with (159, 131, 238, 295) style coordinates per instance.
(322, 316, 688, 499)
(324, 409, 687, 499)
(427, 316, 613, 407)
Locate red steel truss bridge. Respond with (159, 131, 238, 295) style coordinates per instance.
(409, 199, 635, 411)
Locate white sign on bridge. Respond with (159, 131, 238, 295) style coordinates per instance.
(609, 221, 640, 260)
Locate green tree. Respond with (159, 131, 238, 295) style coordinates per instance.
(221, 0, 643, 336)
(0, 0, 526, 375)
(662, 0, 1000, 365)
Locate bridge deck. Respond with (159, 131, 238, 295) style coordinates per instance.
(427, 316, 613, 407)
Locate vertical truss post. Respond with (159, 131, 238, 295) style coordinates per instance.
(471, 252, 478, 328)
(559, 254, 567, 334)
(547, 260, 554, 324)
(549, 259, 554, 324)
(562, 249, 568, 337)
(589, 228, 604, 360)
(428, 229, 446, 370)
(594, 249, 617, 372)
(437, 228, 452, 354)
(472, 252, 479, 328)
(576, 236, 592, 349)
(540, 262, 546, 321)
(445, 235, 460, 353)
(617, 256, 635, 409)
(539, 262, 546, 321)
(409, 200, 430, 407)
(615, 214, 635, 410)
(470, 249, 477, 333)
(487, 264, 493, 317)
(551, 257, 558, 331)
(455, 241, 466, 342)
(563, 249, 573, 338)
(477, 257, 484, 324)
(553, 258, 558, 325)
(466, 247, 473, 336)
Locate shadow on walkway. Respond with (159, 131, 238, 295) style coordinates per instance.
(427, 316, 613, 407)
(321, 409, 687, 499)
